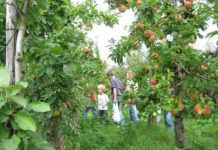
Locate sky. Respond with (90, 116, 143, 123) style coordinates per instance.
(74, 0, 218, 66)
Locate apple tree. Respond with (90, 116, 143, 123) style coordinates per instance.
(106, 0, 217, 148)
(16, 0, 117, 148)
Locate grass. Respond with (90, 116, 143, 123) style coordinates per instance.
(63, 106, 218, 150)
(78, 118, 174, 150)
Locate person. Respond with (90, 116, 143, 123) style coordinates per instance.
(106, 70, 124, 125)
(164, 111, 173, 130)
(125, 70, 139, 122)
(97, 84, 109, 123)
(163, 86, 174, 130)
(82, 91, 98, 117)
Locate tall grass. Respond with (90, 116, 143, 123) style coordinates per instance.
(63, 107, 218, 150)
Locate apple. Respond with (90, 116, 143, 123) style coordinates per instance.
(172, 108, 178, 117)
(153, 64, 158, 70)
(201, 65, 208, 71)
(89, 93, 97, 102)
(194, 104, 201, 112)
(153, 112, 158, 117)
(136, 0, 142, 6)
(203, 107, 211, 116)
(145, 65, 150, 71)
(178, 103, 185, 110)
(118, 4, 126, 12)
(136, 22, 144, 30)
(52, 110, 61, 117)
(144, 30, 152, 37)
(159, 35, 165, 40)
(65, 100, 70, 107)
(189, 93, 197, 100)
(82, 47, 89, 53)
(127, 98, 134, 104)
(149, 35, 156, 43)
(92, 71, 97, 76)
(175, 15, 182, 22)
(184, 0, 192, 7)
(152, 6, 158, 12)
(150, 79, 157, 86)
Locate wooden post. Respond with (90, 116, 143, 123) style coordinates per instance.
(6, 0, 17, 84)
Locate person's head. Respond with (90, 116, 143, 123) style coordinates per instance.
(106, 70, 114, 80)
(97, 84, 106, 94)
(126, 70, 134, 80)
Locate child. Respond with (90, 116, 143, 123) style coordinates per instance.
(97, 84, 109, 123)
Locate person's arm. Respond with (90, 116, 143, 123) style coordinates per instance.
(105, 95, 110, 104)
(125, 84, 131, 92)
(113, 88, 117, 102)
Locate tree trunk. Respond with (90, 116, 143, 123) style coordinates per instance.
(48, 118, 63, 150)
(174, 115, 187, 148)
(15, 0, 30, 83)
(6, 0, 17, 84)
(174, 84, 188, 148)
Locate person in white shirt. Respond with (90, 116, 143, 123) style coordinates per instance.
(97, 84, 109, 123)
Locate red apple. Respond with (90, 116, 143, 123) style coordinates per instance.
(136, 0, 142, 6)
(194, 104, 201, 112)
(118, 4, 126, 12)
(136, 22, 144, 30)
(145, 65, 150, 71)
(178, 103, 185, 110)
(159, 35, 165, 40)
(89, 93, 97, 102)
(201, 65, 208, 71)
(149, 35, 156, 43)
(82, 47, 89, 53)
(153, 64, 158, 70)
(150, 79, 157, 86)
(172, 108, 178, 117)
(152, 6, 158, 12)
(144, 30, 152, 37)
(175, 15, 182, 22)
(203, 107, 211, 116)
(65, 100, 71, 107)
(184, 0, 192, 7)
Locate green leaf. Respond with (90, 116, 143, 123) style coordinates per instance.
(63, 62, 78, 76)
(27, 131, 54, 150)
(16, 82, 28, 88)
(0, 125, 9, 141)
(0, 101, 5, 109)
(14, 112, 36, 131)
(5, 85, 21, 96)
(1, 106, 14, 115)
(2, 135, 20, 150)
(10, 96, 27, 107)
(0, 114, 9, 123)
(10, 120, 19, 130)
(27, 102, 51, 112)
(0, 67, 10, 87)
(17, 131, 28, 139)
